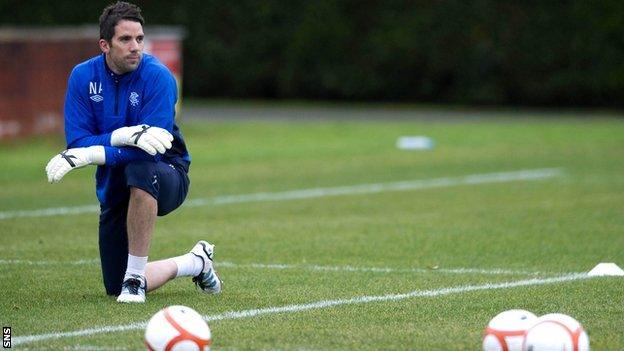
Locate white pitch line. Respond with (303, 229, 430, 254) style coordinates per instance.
(0, 204, 100, 221)
(19, 345, 128, 351)
(0, 168, 563, 220)
(12, 273, 591, 346)
(0, 258, 558, 276)
(184, 168, 563, 207)
(217, 261, 550, 276)
(0, 259, 100, 266)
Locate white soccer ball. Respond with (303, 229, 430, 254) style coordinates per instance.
(483, 309, 537, 351)
(522, 313, 589, 351)
(144, 305, 212, 351)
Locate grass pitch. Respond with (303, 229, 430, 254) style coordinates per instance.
(1, 104, 623, 350)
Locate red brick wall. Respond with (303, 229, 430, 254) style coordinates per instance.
(0, 27, 184, 141)
(0, 37, 98, 140)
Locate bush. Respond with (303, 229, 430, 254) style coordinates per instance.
(3, 0, 624, 106)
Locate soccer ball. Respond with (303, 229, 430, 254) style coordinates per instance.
(144, 305, 212, 351)
(522, 313, 589, 351)
(483, 309, 537, 351)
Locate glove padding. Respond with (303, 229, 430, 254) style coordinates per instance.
(110, 124, 173, 156)
(46, 146, 105, 183)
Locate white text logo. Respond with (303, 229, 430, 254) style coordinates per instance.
(89, 81, 103, 102)
(89, 82, 102, 95)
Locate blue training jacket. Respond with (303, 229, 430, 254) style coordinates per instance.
(64, 53, 190, 206)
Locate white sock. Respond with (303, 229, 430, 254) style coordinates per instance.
(125, 254, 148, 279)
(172, 253, 204, 277)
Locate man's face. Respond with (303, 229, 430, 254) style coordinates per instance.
(100, 19, 144, 74)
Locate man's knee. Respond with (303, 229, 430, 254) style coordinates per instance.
(125, 161, 156, 183)
(125, 161, 159, 200)
(124, 160, 188, 216)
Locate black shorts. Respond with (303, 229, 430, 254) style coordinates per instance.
(124, 160, 189, 216)
(98, 160, 190, 295)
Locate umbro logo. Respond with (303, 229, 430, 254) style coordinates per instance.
(90, 95, 104, 102)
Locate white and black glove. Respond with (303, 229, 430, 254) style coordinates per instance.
(45, 146, 106, 183)
(110, 124, 173, 156)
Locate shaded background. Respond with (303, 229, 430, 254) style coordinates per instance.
(2, 0, 624, 107)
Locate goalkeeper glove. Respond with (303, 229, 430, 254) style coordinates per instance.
(45, 146, 105, 183)
(110, 124, 173, 156)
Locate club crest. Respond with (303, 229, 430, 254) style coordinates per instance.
(129, 92, 140, 106)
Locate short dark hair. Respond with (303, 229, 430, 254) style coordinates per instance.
(99, 1, 145, 41)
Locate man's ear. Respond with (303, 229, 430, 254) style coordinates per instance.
(99, 39, 110, 54)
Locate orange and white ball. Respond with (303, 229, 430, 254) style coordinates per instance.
(522, 313, 589, 351)
(145, 305, 212, 351)
(483, 309, 537, 351)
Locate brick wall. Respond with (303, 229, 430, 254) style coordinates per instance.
(0, 26, 184, 141)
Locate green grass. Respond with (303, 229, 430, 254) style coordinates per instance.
(1, 105, 623, 350)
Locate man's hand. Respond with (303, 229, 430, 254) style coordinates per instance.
(110, 124, 173, 156)
(46, 146, 106, 183)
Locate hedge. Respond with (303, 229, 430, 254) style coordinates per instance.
(3, 0, 624, 106)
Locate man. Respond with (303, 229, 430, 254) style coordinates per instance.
(45, 1, 221, 303)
